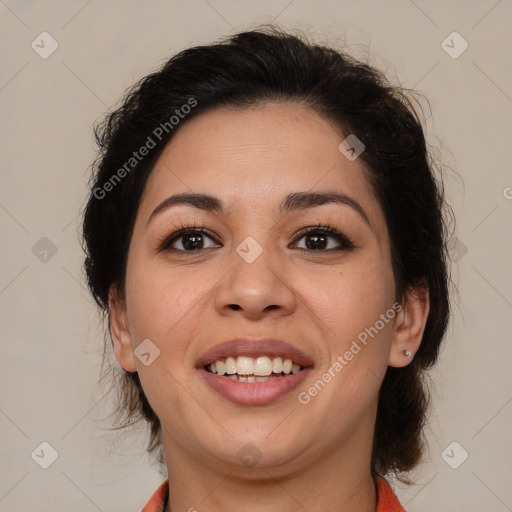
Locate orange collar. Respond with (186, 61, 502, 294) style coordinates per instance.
(376, 477, 406, 511)
(141, 479, 168, 512)
(142, 477, 406, 511)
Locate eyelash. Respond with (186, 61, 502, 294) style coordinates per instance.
(157, 223, 356, 253)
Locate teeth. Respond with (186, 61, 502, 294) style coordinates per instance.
(283, 358, 292, 374)
(215, 360, 226, 375)
(254, 356, 273, 376)
(272, 356, 283, 373)
(225, 356, 237, 374)
(227, 374, 282, 382)
(237, 356, 253, 375)
(208, 356, 303, 377)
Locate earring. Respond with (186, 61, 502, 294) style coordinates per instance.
(404, 350, 411, 357)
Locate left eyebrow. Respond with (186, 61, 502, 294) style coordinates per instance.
(280, 191, 371, 227)
(146, 191, 372, 229)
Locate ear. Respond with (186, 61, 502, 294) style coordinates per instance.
(108, 286, 137, 372)
(388, 283, 430, 368)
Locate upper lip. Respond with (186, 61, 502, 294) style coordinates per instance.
(196, 337, 315, 368)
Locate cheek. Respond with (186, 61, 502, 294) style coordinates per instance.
(124, 254, 203, 342)
(123, 258, 208, 417)
(299, 268, 396, 435)
(297, 255, 396, 407)
(304, 257, 394, 338)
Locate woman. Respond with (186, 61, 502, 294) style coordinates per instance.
(82, 26, 451, 511)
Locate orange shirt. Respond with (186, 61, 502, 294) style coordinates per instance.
(141, 477, 406, 511)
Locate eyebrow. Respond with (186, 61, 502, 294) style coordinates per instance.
(146, 191, 372, 228)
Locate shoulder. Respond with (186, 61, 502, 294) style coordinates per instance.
(141, 479, 169, 512)
(376, 477, 407, 512)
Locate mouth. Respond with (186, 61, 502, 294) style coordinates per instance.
(196, 338, 314, 405)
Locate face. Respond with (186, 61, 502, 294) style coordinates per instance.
(109, 102, 427, 476)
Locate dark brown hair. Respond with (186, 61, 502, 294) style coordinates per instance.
(81, 25, 452, 480)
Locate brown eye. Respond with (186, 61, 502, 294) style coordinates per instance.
(291, 225, 355, 252)
(159, 228, 221, 251)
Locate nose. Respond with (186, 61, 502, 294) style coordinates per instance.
(214, 243, 297, 321)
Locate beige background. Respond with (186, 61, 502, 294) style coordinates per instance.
(1, 1, 511, 510)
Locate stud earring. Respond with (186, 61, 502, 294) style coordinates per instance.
(404, 350, 411, 357)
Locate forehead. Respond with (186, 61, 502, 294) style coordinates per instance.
(139, 102, 385, 234)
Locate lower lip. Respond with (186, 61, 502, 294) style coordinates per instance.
(198, 367, 313, 405)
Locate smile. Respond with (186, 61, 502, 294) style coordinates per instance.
(200, 358, 312, 405)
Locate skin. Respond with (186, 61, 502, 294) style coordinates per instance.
(109, 102, 430, 512)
